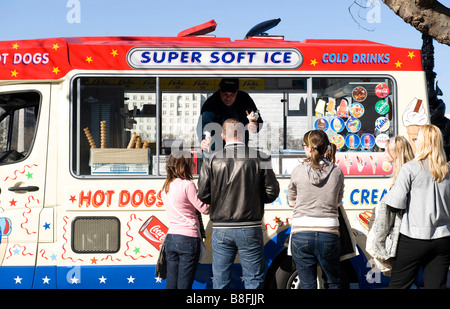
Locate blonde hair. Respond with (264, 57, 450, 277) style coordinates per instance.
(387, 136, 414, 187)
(414, 124, 449, 182)
(222, 118, 244, 142)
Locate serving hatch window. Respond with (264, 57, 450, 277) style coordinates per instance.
(70, 76, 395, 178)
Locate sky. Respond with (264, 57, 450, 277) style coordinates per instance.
(0, 0, 449, 114)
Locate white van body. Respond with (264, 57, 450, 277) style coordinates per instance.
(0, 22, 431, 288)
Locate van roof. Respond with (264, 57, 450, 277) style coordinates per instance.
(0, 31, 422, 81)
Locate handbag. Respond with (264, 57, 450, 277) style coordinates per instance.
(167, 195, 208, 263)
(154, 239, 167, 279)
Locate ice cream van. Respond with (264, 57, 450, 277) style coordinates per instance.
(0, 19, 432, 289)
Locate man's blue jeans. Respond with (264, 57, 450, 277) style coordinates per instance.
(291, 232, 341, 289)
(212, 227, 265, 289)
(164, 234, 200, 289)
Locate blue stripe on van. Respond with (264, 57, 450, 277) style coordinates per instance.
(0, 264, 244, 289)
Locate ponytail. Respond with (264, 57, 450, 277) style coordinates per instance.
(325, 142, 337, 164)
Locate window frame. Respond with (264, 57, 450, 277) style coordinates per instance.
(0, 90, 42, 166)
(69, 74, 397, 179)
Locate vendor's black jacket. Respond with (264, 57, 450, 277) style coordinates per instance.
(197, 142, 280, 227)
(200, 90, 263, 147)
(201, 90, 263, 129)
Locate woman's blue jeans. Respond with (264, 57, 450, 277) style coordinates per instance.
(291, 232, 341, 289)
(164, 233, 200, 289)
(212, 227, 265, 289)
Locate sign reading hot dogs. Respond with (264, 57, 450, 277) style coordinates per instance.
(68, 189, 164, 209)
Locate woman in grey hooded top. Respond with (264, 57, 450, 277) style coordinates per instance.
(287, 130, 344, 289)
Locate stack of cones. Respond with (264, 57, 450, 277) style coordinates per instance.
(127, 131, 150, 149)
(100, 121, 107, 148)
(83, 127, 97, 148)
(84, 122, 150, 149)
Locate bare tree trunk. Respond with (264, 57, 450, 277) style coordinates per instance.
(382, 0, 450, 46)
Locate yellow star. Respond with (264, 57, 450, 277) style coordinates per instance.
(52, 67, 60, 75)
(85, 56, 93, 63)
(12, 43, 19, 50)
(111, 49, 118, 57)
(52, 44, 59, 51)
(11, 70, 18, 77)
(310, 58, 318, 66)
(407, 51, 415, 59)
(395, 60, 402, 68)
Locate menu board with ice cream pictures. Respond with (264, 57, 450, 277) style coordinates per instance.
(312, 77, 395, 176)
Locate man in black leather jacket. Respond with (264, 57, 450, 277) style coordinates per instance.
(197, 118, 280, 289)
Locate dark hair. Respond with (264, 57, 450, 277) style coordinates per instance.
(303, 130, 337, 169)
(162, 150, 193, 193)
(219, 78, 239, 92)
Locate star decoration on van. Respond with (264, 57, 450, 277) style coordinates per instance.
(407, 51, 415, 59)
(310, 58, 318, 66)
(111, 49, 118, 57)
(395, 60, 402, 68)
(9, 199, 17, 207)
(11, 70, 18, 77)
(85, 56, 93, 63)
(52, 44, 59, 51)
(12, 43, 19, 50)
(52, 67, 60, 75)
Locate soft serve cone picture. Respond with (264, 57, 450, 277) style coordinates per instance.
(402, 97, 427, 153)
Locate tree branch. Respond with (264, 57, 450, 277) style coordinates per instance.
(382, 0, 450, 45)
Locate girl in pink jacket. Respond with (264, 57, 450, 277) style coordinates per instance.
(161, 151, 209, 289)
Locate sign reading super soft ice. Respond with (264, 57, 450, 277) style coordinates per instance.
(127, 47, 303, 69)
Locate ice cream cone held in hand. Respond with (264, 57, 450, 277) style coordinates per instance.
(246, 110, 259, 133)
(402, 97, 427, 153)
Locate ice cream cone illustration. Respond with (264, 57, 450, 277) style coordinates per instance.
(344, 155, 352, 174)
(406, 125, 421, 152)
(402, 98, 427, 153)
(0, 218, 12, 265)
(370, 155, 378, 174)
(356, 156, 365, 172)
